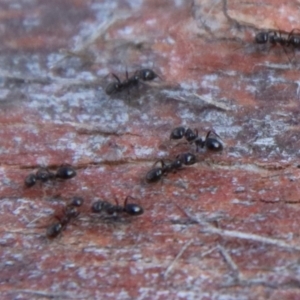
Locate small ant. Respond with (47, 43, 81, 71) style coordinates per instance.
(46, 196, 84, 238)
(105, 68, 159, 95)
(24, 164, 76, 188)
(255, 29, 300, 48)
(145, 152, 197, 183)
(255, 29, 300, 62)
(255, 30, 289, 46)
(91, 196, 144, 216)
(170, 127, 223, 152)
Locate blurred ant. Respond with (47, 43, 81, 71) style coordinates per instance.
(145, 152, 197, 183)
(105, 68, 160, 95)
(46, 196, 84, 238)
(24, 164, 76, 188)
(255, 29, 300, 62)
(255, 29, 300, 48)
(91, 196, 144, 216)
(170, 127, 223, 152)
(255, 30, 290, 47)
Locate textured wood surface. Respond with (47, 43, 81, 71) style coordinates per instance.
(1, 0, 300, 299)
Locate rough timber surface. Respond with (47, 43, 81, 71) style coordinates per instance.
(2, 0, 300, 299)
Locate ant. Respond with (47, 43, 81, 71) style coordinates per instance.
(255, 29, 300, 48)
(105, 68, 160, 95)
(91, 196, 144, 216)
(255, 30, 290, 47)
(255, 29, 300, 62)
(170, 127, 223, 152)
(46, 196, 84, 238)
(145, 152, 196, 183)
(24, 164, 76, 188)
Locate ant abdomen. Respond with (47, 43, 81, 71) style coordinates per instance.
(56, 165, 76, 180)
(170, 126, 186, 140)
(145, 167, 164, 183)
(24, 174, 37, 187)
(46, 222, 63, 238)
(124, 203, 144, 216)
(105, 82, 122, 95)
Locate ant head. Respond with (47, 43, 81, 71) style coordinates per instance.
(184, 128, 198, 142)
(170, 126, 185, 140)
(24, 173, 37, 188)
(69, 196, 84, 207)
(255, 32, 268, 44)
(46, 222, 62, 238)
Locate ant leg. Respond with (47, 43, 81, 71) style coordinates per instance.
(206, 130, 222, 140)
(111, 73, 121, 84)
(151, 159, 167, 168)
(124, 195, 136, 206)
(281, 45, 293, 65)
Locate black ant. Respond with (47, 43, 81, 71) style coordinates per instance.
(255, 29, 300, 62)
(46, 196, 84, 238)
(170, 127, 223, 152)
(105, 68, 160, 95)
(145, 152, 196, 183)
(255, 30, 290, 46)
(91, 196, 144, 217)
(24, 164, 76, 188)
(255, 29, 300, 48)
